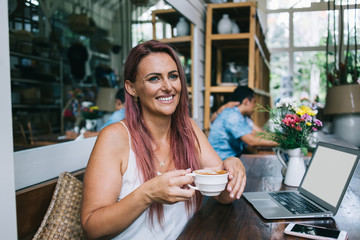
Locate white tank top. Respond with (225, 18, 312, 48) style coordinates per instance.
(112, 121, 194, 240)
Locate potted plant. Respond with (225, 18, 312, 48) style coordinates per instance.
(324, 1, 360, 147)
(258, 98, 323, 186)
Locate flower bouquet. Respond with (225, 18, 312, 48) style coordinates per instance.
(81, 101, 100, 120)
(258, 97, 323, 156)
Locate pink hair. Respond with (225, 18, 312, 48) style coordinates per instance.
(123, 40, 202, 226)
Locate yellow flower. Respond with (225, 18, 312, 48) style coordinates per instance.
(306, 122, 312, 126)
(296, 105, 317, 116)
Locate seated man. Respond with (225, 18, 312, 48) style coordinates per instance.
(66, 88, 125, 139)
(208, 86, 277, 160)
(100, 87, 125, 129)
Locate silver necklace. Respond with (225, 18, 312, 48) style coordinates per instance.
(156, 151, 170, 167)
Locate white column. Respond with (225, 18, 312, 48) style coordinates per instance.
(0, 1, 18, 238)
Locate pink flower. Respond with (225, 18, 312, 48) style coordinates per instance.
(282, 114, 302, 128)
(314, 119, 323, 127)
(301, 113, 312, 122)
(312, 127, 318, 131)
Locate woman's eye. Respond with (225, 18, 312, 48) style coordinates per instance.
(148, 76, 160, 81)
(169, 74, 179, 80)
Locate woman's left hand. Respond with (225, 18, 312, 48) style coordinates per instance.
(216, 157, 246, 203)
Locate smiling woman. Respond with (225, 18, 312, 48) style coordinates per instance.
(4, 1, 206, 238)
(81, 40, 246, 239)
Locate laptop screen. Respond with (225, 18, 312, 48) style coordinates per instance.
(300, 144, 359, 208)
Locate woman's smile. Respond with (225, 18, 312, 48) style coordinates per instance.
(157, 94, 174, 103)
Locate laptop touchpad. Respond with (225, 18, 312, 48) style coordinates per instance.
(252, 199, 278, 208)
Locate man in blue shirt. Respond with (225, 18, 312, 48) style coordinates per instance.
(101, 88, 125, 129)
(208, 86, 276, 160)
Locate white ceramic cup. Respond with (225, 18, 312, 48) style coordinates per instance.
(187, 169, 229, 196)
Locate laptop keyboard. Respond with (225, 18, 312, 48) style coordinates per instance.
(269, 192, 323, 214)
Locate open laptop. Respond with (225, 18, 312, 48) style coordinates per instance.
(243, 141, 360, 219)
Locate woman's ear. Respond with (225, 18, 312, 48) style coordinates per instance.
(125, 80, 136, 97)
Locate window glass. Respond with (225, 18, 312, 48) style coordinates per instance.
(294, 11, 335, 47)
(132, 22, 153, 46)
(267, 0, 320, 10)
(131, 1, 172, 47)
(270, 52, 289, 103)
(293, 51, 327, 104)
(344, 8, 360, 45)
(267, 13, 289, 48)
(326, 0, 359, 5)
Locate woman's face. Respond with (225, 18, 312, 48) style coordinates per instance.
(127, 52, 182, 117)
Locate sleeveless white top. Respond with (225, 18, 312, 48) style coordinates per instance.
(112, 121, 194, 240)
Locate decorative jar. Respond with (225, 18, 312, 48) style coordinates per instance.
(176, 17, 189, 36)
(217, 14, 232, 34)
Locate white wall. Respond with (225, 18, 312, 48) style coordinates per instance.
(14, 138, 96, 190)
(0, 0, 17, 238)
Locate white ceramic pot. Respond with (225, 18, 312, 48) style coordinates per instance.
(217, 14, 232, 34)
(231, 20, 240, 33)
(333, 113, 360, 147)
(275, 148, 306, 187)
(176, 17, 189, 36)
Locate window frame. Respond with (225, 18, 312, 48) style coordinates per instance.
(266, 1, 359, 102)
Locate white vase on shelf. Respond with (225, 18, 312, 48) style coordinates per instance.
(217, 14, 232, 34)
(176, 17, 189, 36)
(232, 20, 240, 33)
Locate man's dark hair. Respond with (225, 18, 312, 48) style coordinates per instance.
(231, 86, 255, 104)
(116, 88, 125, 103)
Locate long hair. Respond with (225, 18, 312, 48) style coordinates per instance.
(123, 40, 202, 226)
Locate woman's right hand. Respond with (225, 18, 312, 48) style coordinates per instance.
(143, 169, 195, 205)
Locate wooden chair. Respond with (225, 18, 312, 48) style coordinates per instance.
(27, 121, 54, 146)
(12, 121, 31, 151)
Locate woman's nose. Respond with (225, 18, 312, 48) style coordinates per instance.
(162, 77, 172, 91)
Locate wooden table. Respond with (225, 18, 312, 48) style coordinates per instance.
(178, 154, 360, 240)
(29, 133, 73, 146)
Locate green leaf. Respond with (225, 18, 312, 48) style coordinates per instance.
(301, 147, 308, 156)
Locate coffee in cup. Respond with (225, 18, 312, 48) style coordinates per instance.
(187, 169, 228, 196)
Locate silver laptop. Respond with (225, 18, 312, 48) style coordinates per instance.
(243, 141, 360, 219)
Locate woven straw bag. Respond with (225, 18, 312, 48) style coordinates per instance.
(33, 172, 86, 239)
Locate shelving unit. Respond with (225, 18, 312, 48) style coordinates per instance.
(10, 51, 64, 133)
(151, 9, 194, 113)
(204, 2, 271, 131)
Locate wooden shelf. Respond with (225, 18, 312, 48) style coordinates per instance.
(11, 78, 60, 86)
(204, 1, 271, 131)
(10, 51, 60, 65)
(12, 104, 61, 109)
(210, 33, 251, 40)
(10, 52, 64, 135)
(210, 86, 237, 92)
(152, 9, 181, 27)
(158, 35, 192, 43)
